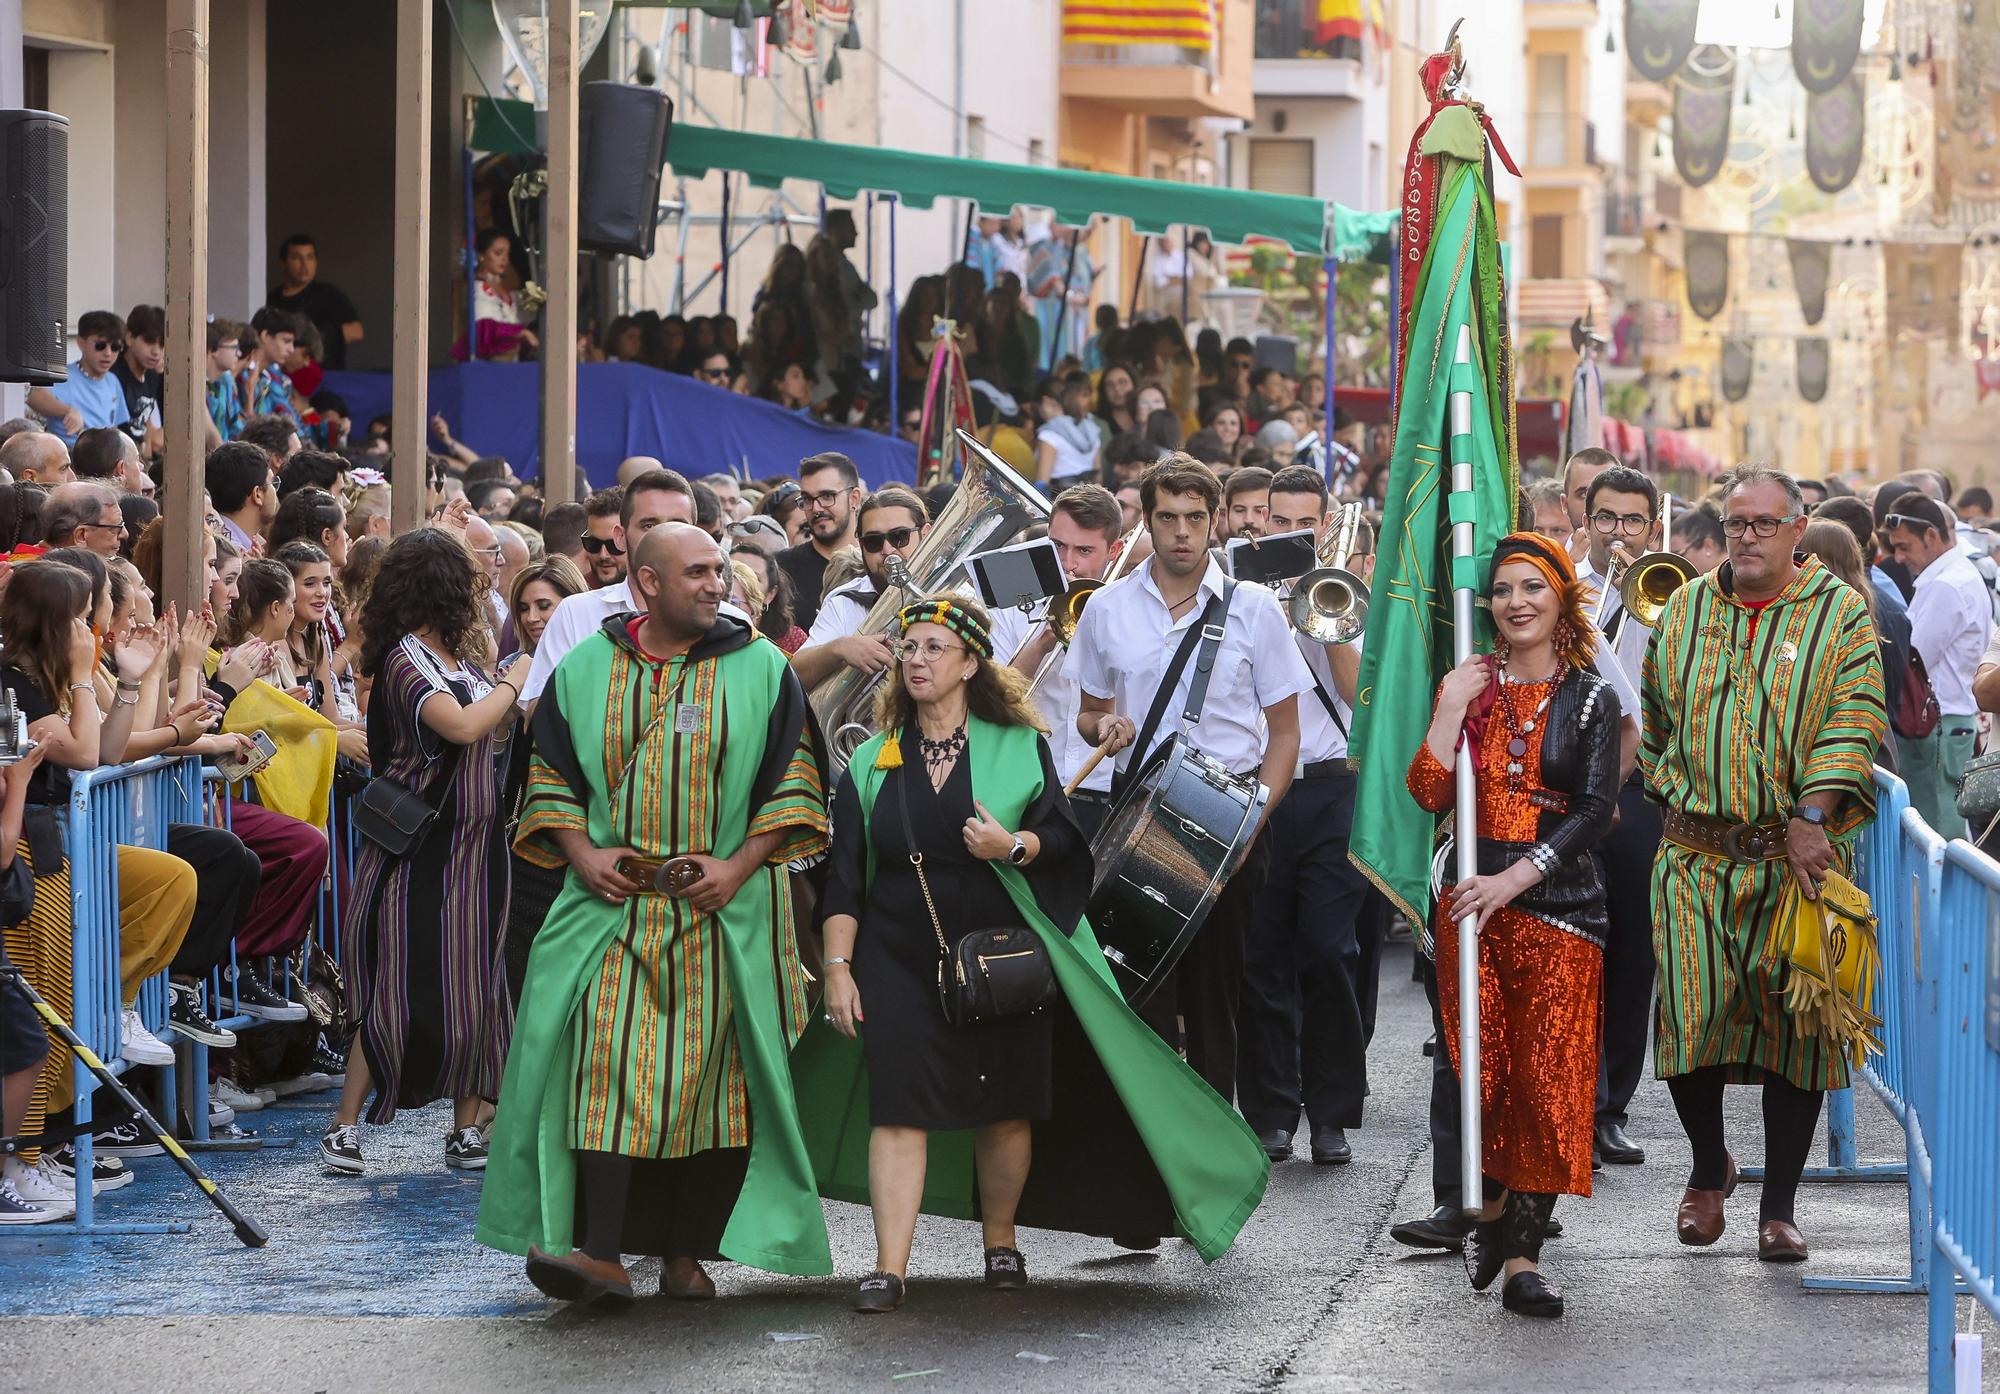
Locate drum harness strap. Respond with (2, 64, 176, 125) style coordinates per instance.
(1113, 579, 1237, 801)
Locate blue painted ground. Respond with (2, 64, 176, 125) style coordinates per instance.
(0, 1093, 554, 1318)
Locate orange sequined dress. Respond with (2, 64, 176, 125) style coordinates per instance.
(1408, 676, 1605, 1198)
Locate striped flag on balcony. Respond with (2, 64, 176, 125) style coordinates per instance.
(1061, 0, 1215, 49)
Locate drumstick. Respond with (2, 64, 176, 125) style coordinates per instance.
(1065, 738, 1117, 796)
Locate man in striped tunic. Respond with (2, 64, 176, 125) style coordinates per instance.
(477, 524, 834, 1308)
(1642, 465, 1886, 1266)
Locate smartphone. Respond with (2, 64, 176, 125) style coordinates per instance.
(216, 730, 278, 783)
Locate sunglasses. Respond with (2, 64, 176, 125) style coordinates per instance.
(900, 416, 923, 431)
(697, 366, 730, 380)
(859, 526, 917, 553)
(1884, 512, 1938, 537)
(580, 535, 624, 555)
(88, 338, 125, 353)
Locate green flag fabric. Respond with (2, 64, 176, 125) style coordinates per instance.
(1348, 154, 1518, 927)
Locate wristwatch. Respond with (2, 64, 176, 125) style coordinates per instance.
(1007, 836, 1028, 866)
(1792, 804, 1829, 827)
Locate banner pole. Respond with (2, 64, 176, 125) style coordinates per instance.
(1447, 320, 1483, 1214)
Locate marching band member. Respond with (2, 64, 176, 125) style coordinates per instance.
(1007, 483, 1128, 838)
(1071, 454, 1312, 1099)
(1236, 467, 1373, 1166)
(1572, 459, 1666, 1167)
(790, 486, 932, 691)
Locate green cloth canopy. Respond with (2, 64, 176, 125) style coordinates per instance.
(469, 98, 1399, 259)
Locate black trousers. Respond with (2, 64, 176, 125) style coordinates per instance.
(1236, 774, 1371, 1133)
(1355, 886, 1388, 1049)
(1068, 791, 1110, 844)
(1137, 833, 1268, 1102)
(1420, 953, 1464, 1212)
(165, 824, 261, 977)
(1595, 784, 1661, 1129)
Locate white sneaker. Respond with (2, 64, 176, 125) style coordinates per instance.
(119, 1008, 175, 1067)
(270, 1072, 333, 1098)
(211, 1078, 265, 1113)
(208, 1098, 235, 1129)
(3, 1156, 77, 1210)
(254, 1086, 277, 1106)
(34, 1153, 96, 1198)
(0, 1176, 64, 1224)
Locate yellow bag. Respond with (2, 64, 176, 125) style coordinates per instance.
(1777, 869, 1883, 1068)
(219, 678, 339, 828)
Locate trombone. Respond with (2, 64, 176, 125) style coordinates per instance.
(1288, 501, 1370, 645)
(1017, 520, 1145, 694)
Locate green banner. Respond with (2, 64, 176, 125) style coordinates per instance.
(1348, 158, 1517, 926)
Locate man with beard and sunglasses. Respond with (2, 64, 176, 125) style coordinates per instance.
(790, 487, 930, 691)
(776, 452, 863, 632)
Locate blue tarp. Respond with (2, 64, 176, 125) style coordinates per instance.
(321, 361, 918, 490)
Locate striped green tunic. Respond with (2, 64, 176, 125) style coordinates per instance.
(1640, 557, 1886, 1090)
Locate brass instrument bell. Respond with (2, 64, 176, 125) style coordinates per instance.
(1619, 550, 1697, 626)
(1045, 577, 1102, 645)
(1288, 501, 1370, 645)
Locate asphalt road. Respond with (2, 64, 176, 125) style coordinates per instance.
(0, 940, 1941, 1394)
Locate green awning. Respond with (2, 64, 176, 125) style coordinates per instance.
(468, 98, 1357, 256)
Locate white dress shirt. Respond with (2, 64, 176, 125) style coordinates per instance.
(1017, 598, 1113, 795)
(1293, 630, 1356, 768)
(1576, 554, 1650, 691)
(1910, 547, 1993, 716)
(519, 575, 747, 705)
(804, 575, 881, 648)
(1073, 556, 1312, 778)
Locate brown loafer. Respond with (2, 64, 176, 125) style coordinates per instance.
(1758, 1220, 1809, 1263)
(1676, 1152, 1740, 1247)
(525, 1245, 636, 1311)
(661, 1255, 717, 1300)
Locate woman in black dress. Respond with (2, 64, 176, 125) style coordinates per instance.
(820, 596, 1082, 1312)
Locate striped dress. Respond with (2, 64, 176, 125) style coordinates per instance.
(1641, 557, 1886, 1092)
(3, 845, 73, 1163)
(342, 637, 513, 1124)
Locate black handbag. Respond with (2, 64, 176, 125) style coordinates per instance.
(352, 777, 439, 856)
(894, 762, 1055, 1027)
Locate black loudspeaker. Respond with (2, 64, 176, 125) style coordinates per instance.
(1253, 334, 1298, 378)
(0, 110, 68, 386)
(578, 83, 672, 259)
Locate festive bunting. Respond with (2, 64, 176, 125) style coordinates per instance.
(1806, 72, 1867, 194)
(1722, 336, 1755, 402)
(1684, 229, 1731, 321)
(1791, 0, 1865, 94)
(1626, 0, 1701, 82)
(1672, 47, 1736, 188)
(1796, 337, 1830, 402)
(1787, 238, 1832, 326)
(1062, 0, 1215, 50)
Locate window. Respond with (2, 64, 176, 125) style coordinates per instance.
(1248, 138, 1314, 197)
(1530, 215, 1564, 280)
(966, 115, 986, 162)
(24, 46, 48, 112)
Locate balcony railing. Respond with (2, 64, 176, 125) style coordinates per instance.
(1605, 192, 1645, 239)
(1253, 0, 1362, 61)
(1066, 42, 1211, 67)
(1523, 112, 1597, 170)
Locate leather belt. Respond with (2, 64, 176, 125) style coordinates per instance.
(1661, 807, 1788, 864)
(1069, 790, 1112, 806)
(613, 854, 705, 893)
(1297, 759, 1352, 780)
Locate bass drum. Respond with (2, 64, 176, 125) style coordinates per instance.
(1086, 734, 1267, 1007)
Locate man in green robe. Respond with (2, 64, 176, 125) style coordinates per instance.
(476, 524, 833, 1307)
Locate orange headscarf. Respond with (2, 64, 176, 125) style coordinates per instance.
(1488, 531, 1597, 667)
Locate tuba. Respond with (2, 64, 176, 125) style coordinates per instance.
(1289, 502, 1370, 645)
(810, 430, 1051, 772)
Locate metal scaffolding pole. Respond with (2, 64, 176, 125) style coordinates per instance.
(164, 0, 209, 613)
(541, 0, 580, 502)
(390, 0, 433, 537)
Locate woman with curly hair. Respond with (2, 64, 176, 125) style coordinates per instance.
(320, 527, 523, 1177)
(1407, 532, 1621, 1320)
(804, 596, 1269, 1313)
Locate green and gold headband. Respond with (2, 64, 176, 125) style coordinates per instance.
(895, 599, 994, 659)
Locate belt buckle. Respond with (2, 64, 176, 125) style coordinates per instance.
(1721, 823, 1771, 863)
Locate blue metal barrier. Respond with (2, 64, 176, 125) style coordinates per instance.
(1928, 842, 2000, 1389)
(60, 756, 202, 1235)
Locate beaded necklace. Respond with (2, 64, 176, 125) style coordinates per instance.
(1497, 669, 1557, 789)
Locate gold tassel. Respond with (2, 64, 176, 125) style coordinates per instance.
(875, 732, 903, 769)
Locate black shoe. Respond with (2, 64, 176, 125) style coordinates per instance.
(983, 1246, 1027, 1290)
(853, 1270, 905, 1314)
(1389, 1205, 1472, 1251)
(309, 1035, 349, 1085)
(1463, 1217, 1504, 1291)
(1256, 1128, 1293, 1162)
(1594, 1121, 1645, 1164)
(1544, 1214, 1564, 1239)
(1110, 1235, 1161, 1251)
(1421, 1033, 1436, 1057)
(1309, 1126, 1352, 1165)
(224, 965, 308, 1023)
(166, 981, 236, 1048)
(1501, 1269, 1564, 1318)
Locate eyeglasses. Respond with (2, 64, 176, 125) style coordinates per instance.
(1884, 512, 1938, 537)
(803, 487, 850, 510)
(1720, 514, 1801, 539)
(697, 366, 730, 381)
(892, 639, 966, 663)
(470, 544, 503, 562)
(580, 535, 624, 555)
(1589, 510, 1651, 535)
(859, 526, 917, 553)
(81, 520, 128, 536)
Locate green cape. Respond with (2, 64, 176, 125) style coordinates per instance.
(789, 715, 1269, 1262)
(475, 621, 834, 1275)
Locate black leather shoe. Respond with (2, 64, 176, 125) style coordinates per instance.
(1389, 1205, 1471, 1251)
(1594, 1121, 1645, 1164)
(1501, 1269, 1564, 1318)
(1544, 1214, 1564, 1239)
(1421, 1033, 1436, 1057)
(1257, 1128, 1293, 1162)
(1463, 1217, 1503, 1291)
(853, 1270, 905, 1314)
(1310, 1126, 1352, 1165)
(983, 1246, 1028, 1290)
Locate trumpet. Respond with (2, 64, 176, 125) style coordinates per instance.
(1593, 492, 1695, 629)
(1017, 520, 1145, 696)
(1289, 502, 1370, 645)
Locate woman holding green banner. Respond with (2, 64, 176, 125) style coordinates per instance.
(802, 596, 1268, 1314)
